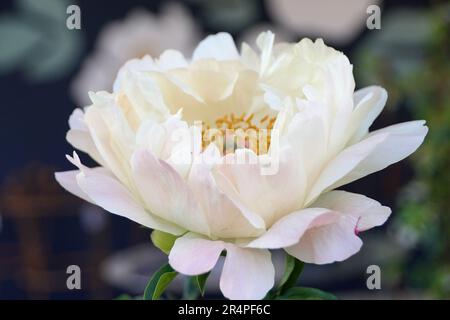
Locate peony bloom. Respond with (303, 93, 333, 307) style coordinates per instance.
(56, 32, 427, 300)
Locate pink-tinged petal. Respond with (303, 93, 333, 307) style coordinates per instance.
(84, 103, 134, 188)
(193, 32, 239, 61)
(313, 191, 391, 233)
(169, 234, 225, 275)
(214, 148, 306, 227)
(131, 149, 210, 236)
(306, 132, 387, 205)
(285, 215, 363, 265)
(169, 234, 275, 300)
(220, 245, 274, 300)
(212, 169, 267, 231)
(246, 208, 337, 249)
(283, 105, 328, 186)
(188, 154, 264, 239)
(306, 120, 428, 204)
(76, 165, 184, 235)
(55, 170, 93, 203)
(66, 109, 105, 166)
(348, 86, 387, 144)
(331, 120, 428, 189)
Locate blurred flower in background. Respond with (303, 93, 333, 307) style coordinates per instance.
(0, 0, 84, 82)
(266, 0, 381, 45)
(71, 2, 201, 106)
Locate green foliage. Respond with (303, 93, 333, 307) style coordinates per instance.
(196, 272, 211, 297)
(151, 230, 178, 255)
(277, 254, 304, 295)
(277, 287, 337, 300)
(143, 264, 178, 300)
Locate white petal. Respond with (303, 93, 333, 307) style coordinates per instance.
(313, 190, 391, 233)
(283, 104, 328, 187)
(55, 170, 93, 203)
(84, 102, 134, 188)
(66, 109, 105, 166)
(214, 148, 306, 227)
(131, 149, 210, 235)
(348, 86, 388, 144)
(76, 164, 184, 235)
(256, 31, 274, 76)
(306, 120, 428, 204)
(113, 56, 156, 92)
(331, 120, 428, 189)
(188, 155, 264, 239)
(246, 208, 337, 249)
(285, 215, 362, 265)
(157, 50, 188, 70)
(169, 234, 225, 275)
(220, 245, 274, 300)
(169, 234, 275, 300)
(193, 32, 239, 61)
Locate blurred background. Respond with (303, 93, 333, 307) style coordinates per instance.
(0, 0, 448, 299)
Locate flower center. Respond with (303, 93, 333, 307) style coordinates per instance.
(201, 113, 276, 155)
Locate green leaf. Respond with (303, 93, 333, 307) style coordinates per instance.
(151, 230, 178, 255)
(115, 294, 132, 300)
(277, 254, 304, 294)
(278, 287, 338, 300)
(183, 277, 200, 300)
(196, 272, 210, 296)
(143, 264, 178, 300)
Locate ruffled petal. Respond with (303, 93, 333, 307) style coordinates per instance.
(169, 234, 225, 275)
(246, 208, 336, 249)
(285, 214, 362, 264)
(220, 245, 274, 300)
(131, 149, 210, 235)
(312, 190, 391, 233)
(193, 32, 239, 61)
(306, 120, 428, 204)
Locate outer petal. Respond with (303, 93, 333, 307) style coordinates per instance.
(285, 215, 362, 265)
(193, 32, 239, 61)
(286, 191, 390, 264)
(66, 109, 105, 166)
(348, 86, 387, 144)
(306, 120, 428, 204)
(169, 234, 275, 300)
(131, 149, 210, 236)
(246, 208, 337, 249)
(55, 169, 93, 203)
(75, 162, 184, 235)
(331, 120, 428, 190)
(214, 148, 306, 227)
(220, 245, 274, 300)
(84, 99, 135, 189)
(312, 190, 391, 233)
(169, 234, 225, 275)
(188, 148, 264, 238)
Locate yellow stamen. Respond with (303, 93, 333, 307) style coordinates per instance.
(202, 113, 276, 154)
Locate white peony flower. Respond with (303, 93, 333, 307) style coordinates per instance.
(56, 31, 427, 300)
(71, 3, 200, 106)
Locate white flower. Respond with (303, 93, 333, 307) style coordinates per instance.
(56, 31, 427, 300)
(71, 3, 200, 106)
(266, 0, 382, 44)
